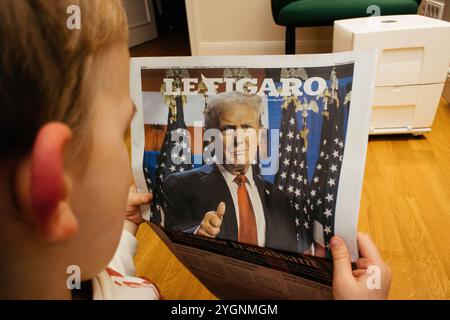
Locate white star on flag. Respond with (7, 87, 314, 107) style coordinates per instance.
(324, 208, 332, 218)
(325, 193, 334, 202)
(327, 178, 335, 187)
(324, 226, 332, 234)
(330, 164, 337, 172)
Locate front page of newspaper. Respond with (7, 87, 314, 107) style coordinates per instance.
(130, 50, 377, 299)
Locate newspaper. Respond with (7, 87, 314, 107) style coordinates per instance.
(130, 50, 377, 299)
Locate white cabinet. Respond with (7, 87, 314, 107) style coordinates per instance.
(333, 14, 450, 135)
(443, 68, 450, 103)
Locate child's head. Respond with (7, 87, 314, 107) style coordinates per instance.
(0, 0, 134, 298)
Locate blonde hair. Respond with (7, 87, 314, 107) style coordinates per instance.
(0, 0, 128, 161)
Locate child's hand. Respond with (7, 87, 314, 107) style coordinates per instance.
(125, 185, 153, 225)
(331, 232, 392, 300)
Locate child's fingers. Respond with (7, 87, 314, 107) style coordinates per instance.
(352, 269, 367, 278)
(357, 232, 383, 264)
(356, 258, 370, 270)
(128, 191, 153, 206)
(330, 236, 354, 282)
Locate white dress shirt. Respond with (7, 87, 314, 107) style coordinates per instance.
(217, 165, 266, 247)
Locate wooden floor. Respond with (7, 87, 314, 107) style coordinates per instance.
(129, 29, 191, 57)
(359, 99, 450, 299)
(131, 34, 450, 299)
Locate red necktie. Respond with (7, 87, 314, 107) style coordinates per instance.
(234, 174, 258, 246)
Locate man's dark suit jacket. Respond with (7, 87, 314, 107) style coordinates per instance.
(162, 163, 299, 252)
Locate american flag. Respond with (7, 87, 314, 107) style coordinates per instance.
(274, 94, 313, 253)
(307, 79, 350, 257)
(150, 83, 193, 224)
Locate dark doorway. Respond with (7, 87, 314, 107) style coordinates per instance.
(130, 0, 191, 57)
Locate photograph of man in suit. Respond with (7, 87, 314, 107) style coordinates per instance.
(163, 92, 302, 253)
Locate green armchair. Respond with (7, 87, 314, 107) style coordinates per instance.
(271, 0, 421, 54)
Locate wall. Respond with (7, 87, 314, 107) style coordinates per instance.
(185, 0, 333, 55)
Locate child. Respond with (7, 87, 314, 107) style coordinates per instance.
(0, 0, 391, 300)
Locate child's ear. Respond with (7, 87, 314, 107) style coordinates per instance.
(15, 122, 78, 242)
